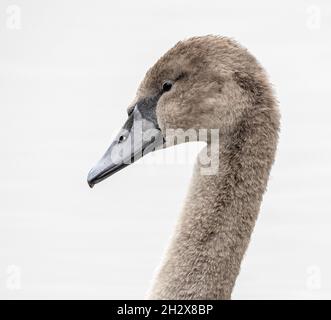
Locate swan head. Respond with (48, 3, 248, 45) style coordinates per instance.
(87, 35, 271, 187)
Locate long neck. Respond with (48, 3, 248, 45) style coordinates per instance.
(148, 107, 279, 300)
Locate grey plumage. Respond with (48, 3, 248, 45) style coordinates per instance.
(142, 36, 280, 299)
(89, 35, 280, 299)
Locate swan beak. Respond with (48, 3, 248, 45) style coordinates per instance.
(87, 105, 163, 188)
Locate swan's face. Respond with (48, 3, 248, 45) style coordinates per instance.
(135, 42, 235, 135)
(137, 60, 218, 134)
(88, 36, 262, 187)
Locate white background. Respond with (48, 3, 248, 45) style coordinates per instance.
(0, 0, 330, 299)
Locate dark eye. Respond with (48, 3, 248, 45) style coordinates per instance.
(162, 81, 173, 92)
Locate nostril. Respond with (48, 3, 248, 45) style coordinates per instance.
(118, 135, 127, 143)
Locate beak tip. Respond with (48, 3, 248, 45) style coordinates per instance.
(87, 178, 94, 188)
(87, 170, 96, 188)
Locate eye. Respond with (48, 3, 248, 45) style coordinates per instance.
(162, 81, 173, 92)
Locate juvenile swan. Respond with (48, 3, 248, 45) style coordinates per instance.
(87, 36, 280, 299)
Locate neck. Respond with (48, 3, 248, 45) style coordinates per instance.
(148, 107, 279, 300)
